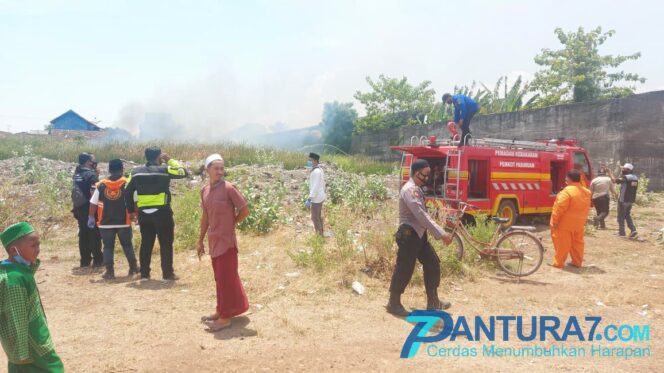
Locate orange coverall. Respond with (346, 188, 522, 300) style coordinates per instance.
(550, 182, 591, 268)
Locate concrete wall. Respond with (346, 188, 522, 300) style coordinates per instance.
(351, 91, 664, 191)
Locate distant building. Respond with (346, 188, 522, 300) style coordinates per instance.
(50, 110, 101, 131)
(49, 110, 105, 139)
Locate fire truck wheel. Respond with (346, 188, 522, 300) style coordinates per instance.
(497, 200, 519, 227)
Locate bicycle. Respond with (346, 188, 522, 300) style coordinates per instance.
(437, 202, 545, 277)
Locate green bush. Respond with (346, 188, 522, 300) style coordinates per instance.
(635, 173, 656, 206)
(326, 173, 389, 213)
(465, 214, 498, 243)
(288, 234, 330, 272)
(172, 187, 202, 252)
(233, 177, 285, 234)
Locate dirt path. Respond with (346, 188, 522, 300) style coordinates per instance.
(2, 210, 663, 372)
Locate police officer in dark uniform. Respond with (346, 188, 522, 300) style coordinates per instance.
(73, 152, 103, 267)
(387, 159, 453, 317)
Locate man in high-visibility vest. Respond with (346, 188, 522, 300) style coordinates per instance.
(125, 147, 188, 280)
(550, 169, 591, 268)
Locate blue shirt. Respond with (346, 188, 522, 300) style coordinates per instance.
(452, 94, 479, 122)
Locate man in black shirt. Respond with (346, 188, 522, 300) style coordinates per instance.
(72, 152, 103, 267)
(125, 146, 188, 280)
(608, 163, 639, 238)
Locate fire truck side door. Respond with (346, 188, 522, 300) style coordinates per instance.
(573, 151, 592, 182)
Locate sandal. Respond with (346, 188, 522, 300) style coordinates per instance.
(200, 314, 220, 323)
(205, 321, 231, 332)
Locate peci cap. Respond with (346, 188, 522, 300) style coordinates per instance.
(1, 222, 34, 248)
(309, 152, 320, 161)
(205, 153, 224, 168)
(411, 159, 430, 174)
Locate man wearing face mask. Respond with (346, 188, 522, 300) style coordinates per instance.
(305, 152, 326, 236)
(0, 222, 64, 372)
(387, 159, 454, 317)
(72, 152, 102, 267)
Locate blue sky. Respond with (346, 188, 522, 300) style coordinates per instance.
(1, 0, 662, 135)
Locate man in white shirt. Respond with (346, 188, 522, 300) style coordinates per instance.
(589, 168, 617, 229)
(306, 153, 326, 236)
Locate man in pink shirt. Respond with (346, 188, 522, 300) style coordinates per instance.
(197, 154, 251, 332)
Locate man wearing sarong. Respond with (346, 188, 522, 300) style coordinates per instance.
(197, 154, 251, 332)
(1, 222, 64, 372)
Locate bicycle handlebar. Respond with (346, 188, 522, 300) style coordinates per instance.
(457, 201, 480, 213)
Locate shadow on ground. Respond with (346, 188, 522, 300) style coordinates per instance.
(211, 316, 258, 340)
(126, 279, 176, 290)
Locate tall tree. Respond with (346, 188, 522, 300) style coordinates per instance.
(481, 76, 539, 113)
(530, 27, 645, 107)
(353, 75, 436, 132)
(320, 101, 358, 152)
(429, 81, 491, 123)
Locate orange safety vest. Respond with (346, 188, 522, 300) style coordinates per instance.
(96, 177, 131, 226)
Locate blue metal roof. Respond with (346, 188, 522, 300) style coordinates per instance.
(50, 110, 101, 131)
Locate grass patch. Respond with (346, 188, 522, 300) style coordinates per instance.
(327, 173, 389, 213)
(172, 185, 201, 252)
(465, 214, 498, 243)
(0, 137, 394, 175)
(288, 234, 330, 272)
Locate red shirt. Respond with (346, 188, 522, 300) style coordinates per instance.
(201, 180, 248, 258)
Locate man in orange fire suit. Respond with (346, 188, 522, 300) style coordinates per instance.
(550, 169, 591, 268)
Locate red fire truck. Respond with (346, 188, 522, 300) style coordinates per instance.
(391, 136, 593, 226)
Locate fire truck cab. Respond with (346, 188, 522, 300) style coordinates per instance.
(392, 136, 593, 226)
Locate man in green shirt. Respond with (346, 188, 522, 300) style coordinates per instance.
(0, 222, 64, 373)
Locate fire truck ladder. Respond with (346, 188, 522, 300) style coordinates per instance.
(443, 147, 463, 202)
(471, 138, 562, 152)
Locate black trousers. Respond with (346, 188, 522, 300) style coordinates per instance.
(459, 111, 476, 146)
(389, 224, 441, 295)
(138, 209, 175, 278)
(592, 195, 610, 228)
(74, 206, 102, 266)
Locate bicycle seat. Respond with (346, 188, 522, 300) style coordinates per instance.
(491, 217, 510, 223)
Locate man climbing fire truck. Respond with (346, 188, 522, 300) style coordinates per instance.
(392, 136, 593, 226)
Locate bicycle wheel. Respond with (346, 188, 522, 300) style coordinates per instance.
(440, 230, 464, 261)
(495, 230, 543, 277)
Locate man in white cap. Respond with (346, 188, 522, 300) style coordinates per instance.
(607, 163, 639, 238)
(197, 154, 250, 332)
